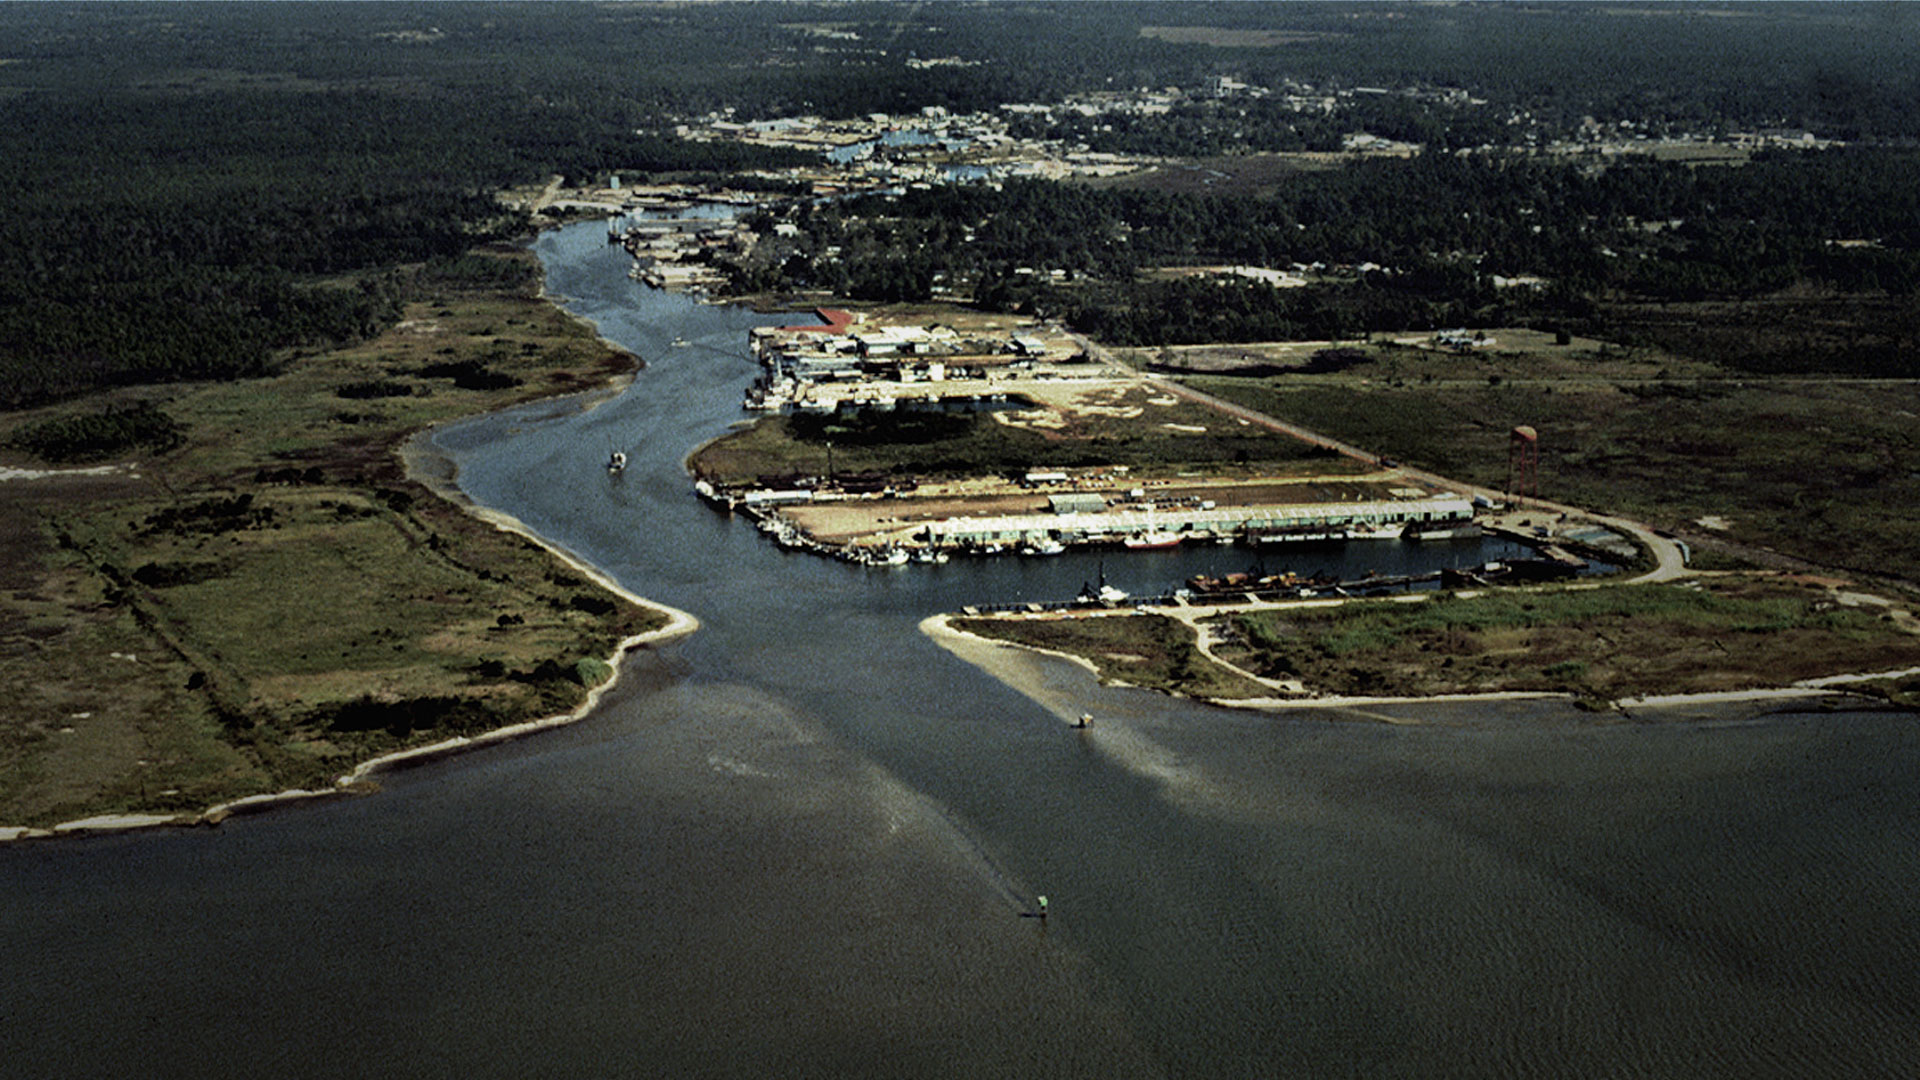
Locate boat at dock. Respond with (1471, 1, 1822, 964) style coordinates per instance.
(1244, 525, 1343, 545)
(1078, 578, 1130, 604)
(1344, 521, 1402, 540)
(1186, 569, 1335, 595)
(1441, 557, 1584, 586)
(1403, 520, 1485, 541)
(1123, 530, 1181, 550)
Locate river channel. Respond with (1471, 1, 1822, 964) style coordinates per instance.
(5, 222, 1919, 1079)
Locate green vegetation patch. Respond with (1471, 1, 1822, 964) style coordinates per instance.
(953, 613, 1271, 700)
(1218, 577, 1920, 701)
(0, 521, 258, 824)
(1186, 352, 1920, 583)
(0, 264, 662, 828)
(8, 402, 186, 463)
(1850, 673, 1920, 712)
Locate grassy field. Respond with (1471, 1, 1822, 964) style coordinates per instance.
(1084, 152, 1346, 200)
(0, 249, 668, 828)
(954, 575, 1920, 708)
(1173, 336, 1920, 583)
(951, 613, 1271, 700)
(1215, 577, 1920, 702)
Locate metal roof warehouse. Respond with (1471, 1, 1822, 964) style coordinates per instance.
(922, 494, 1473, 546)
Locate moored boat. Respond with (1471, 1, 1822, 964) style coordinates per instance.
(1403, 521, 1485, 541)
(1344, 521, 1401, 540)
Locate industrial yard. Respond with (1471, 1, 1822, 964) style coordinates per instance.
(684, 309, 1634, 574)
(736, 468, 1476, 563)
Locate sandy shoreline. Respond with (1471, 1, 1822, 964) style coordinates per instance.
(919, 614, 1103, 726)
(920, 612, 1911, 722)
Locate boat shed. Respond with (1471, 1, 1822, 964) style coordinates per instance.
(923, 494, 1474, 548)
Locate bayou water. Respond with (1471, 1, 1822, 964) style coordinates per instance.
(4, 222, 1918, 1079)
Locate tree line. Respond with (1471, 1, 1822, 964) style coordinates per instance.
(732, 147, 1920, 370)
(5, 2, 1918, 411)
(0, 4, 816, 410)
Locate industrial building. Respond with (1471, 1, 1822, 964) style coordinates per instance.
(919, 494, 1475, 549)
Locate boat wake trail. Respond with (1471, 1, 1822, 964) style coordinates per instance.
(919, 796, 1039, 916)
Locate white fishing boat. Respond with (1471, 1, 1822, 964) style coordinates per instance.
(1403, 520, 1485, 541)
(1079, 565, 1129, 604)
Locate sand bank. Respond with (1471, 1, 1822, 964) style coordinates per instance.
(0, 462, 136, 483)
(920, 614, 1101, 726)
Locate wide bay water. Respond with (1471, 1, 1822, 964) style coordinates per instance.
(5, 221, 1919, 1079)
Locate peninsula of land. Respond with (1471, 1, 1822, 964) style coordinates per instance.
(9, 0, 1920, 835)
(0, 249, 688, 835)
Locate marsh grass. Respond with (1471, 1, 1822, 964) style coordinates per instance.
(1225, 578, 1920, 700)
(0, 254, 662, 827)
(1188, 352, 1920, 582)
(950, 578, 1920, 706)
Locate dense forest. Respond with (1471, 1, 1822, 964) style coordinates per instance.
(732, 147, 1920, 374)
(0, 2, 822, 408)
(4, 2, 1919, 409)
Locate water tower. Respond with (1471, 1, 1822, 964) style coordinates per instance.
(1507, 425, 1539, 499)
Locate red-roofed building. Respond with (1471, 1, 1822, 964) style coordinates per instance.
(778, 308, 855, 334)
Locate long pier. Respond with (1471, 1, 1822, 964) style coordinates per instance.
(958, 571, 1445, 616)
